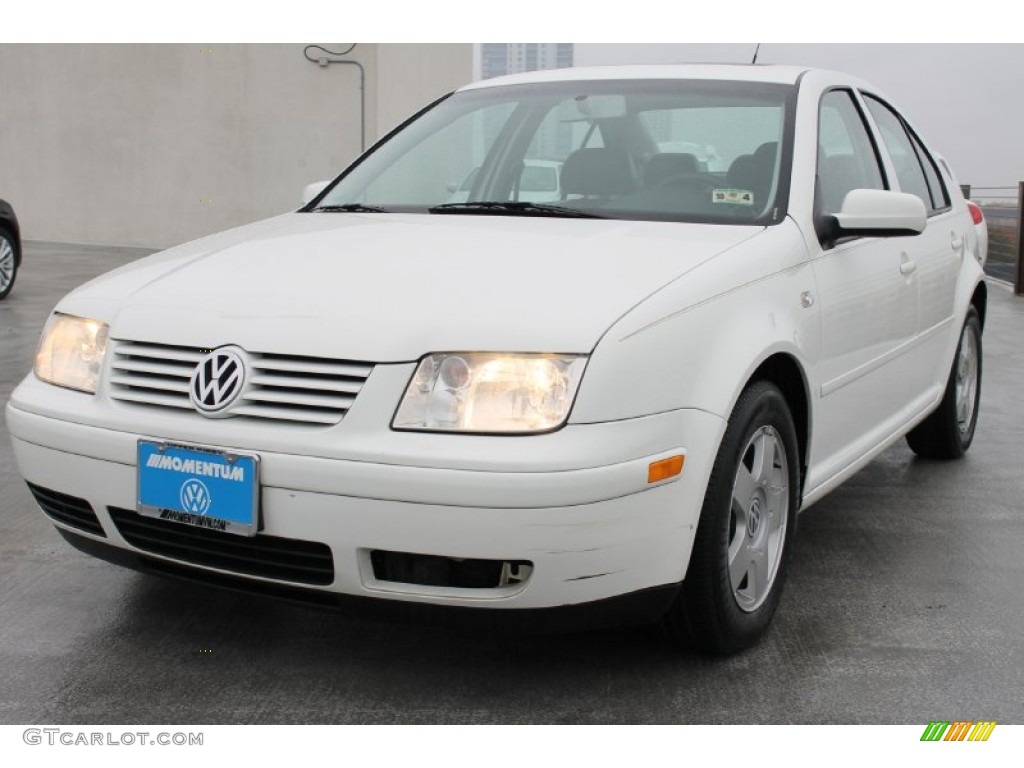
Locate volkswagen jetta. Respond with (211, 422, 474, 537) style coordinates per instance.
(7, 65, 986, 653)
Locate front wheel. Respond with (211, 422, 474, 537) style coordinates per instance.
(662, 381, 800, 655)
(906, 306, 982, 459)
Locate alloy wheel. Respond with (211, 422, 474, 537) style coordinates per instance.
(955, 323, 979, 438)
(728, 425, 789, 612)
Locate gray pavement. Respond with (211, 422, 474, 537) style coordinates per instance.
(2, 241, 1023, 724)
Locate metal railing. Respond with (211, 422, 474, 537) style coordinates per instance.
(961, 184, 1022, 294)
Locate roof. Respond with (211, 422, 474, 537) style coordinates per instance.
(459, 64, 812, 91)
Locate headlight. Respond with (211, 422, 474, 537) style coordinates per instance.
(34, 313, 109, 394)
(393, 352, 587, 434)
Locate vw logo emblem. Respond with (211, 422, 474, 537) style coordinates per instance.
(180, 479, 212, 515)
(190, 348, 245, 413)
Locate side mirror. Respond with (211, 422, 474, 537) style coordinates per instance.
(833, 189, 926, 238)
(301, 180, 330, 206)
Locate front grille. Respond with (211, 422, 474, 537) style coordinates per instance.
(27, 483, 106, 537)
(108, 507, 334, 586)
(108, 340, 373, 425)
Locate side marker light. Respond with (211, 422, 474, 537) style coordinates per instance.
(648, 455, 685, 484)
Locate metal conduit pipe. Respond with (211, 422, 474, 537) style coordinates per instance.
(303, 44, 366, 152)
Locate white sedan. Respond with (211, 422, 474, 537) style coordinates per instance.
(7, 65, 985, 654)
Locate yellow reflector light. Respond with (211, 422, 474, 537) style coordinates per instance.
(648, 455, 685, 484)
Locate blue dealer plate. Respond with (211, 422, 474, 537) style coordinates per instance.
(137, 441, 260, 537)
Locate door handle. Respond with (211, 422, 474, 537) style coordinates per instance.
(900, 254, 917, 275)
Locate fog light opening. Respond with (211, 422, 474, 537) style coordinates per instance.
(370, 550, 533, 590)
(499, 561, 532, 586)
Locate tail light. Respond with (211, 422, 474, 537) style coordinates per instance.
(966, 201, 984, 225)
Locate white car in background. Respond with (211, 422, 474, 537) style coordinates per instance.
(8, 65, 985, 654)
(0, 197, 21, 300)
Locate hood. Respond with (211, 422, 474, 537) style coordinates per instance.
(60, 212, 761, 362)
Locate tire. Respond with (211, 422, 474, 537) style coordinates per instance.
(662, 381, 800, 655)
(906, 306, 982, 460)
(0, 228, 17, 300)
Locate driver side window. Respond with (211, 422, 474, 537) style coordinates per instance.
(817, 90, 887, 216)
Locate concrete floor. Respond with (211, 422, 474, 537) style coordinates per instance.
(2, 242, 1022, 724)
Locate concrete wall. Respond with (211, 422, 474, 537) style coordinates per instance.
(375, 44, 473, 138)
(0, 44, 472, 248)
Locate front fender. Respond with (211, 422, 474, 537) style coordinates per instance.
(570, 220, 819, 424)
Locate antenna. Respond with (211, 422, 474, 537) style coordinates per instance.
(751, 43, 761, 65)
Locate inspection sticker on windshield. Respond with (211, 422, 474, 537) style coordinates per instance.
(712, 189, 754, 205)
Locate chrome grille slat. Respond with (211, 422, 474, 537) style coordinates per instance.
(231, 405, 340, 425)
(110, 360, 195, 378)
(242, 389, 356, 409)
(250, 358, 372, 378)
(109, 375, 191, 394)
(248, 373, 364, 394)
(114, 342, 206, 363)
(111, 389, 196, 410)
(107, 340, 372, 426)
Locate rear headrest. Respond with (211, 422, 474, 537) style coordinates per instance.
(644, 153, 699, 187)
(726, 142, 779, 208)
(727, 154, 756, 188)
(561, 148, 635, 197)
(753, 141, 778, 165)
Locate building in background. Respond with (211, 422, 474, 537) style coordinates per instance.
(0, 44, 472, 247)
(480, 44, 573, 80)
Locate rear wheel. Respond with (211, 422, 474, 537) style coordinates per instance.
(906, 306, 982, 459)
(662, 381, 799, 655)
(0, 229, 17, 300)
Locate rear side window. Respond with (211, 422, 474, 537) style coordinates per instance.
(909, 130, 950, 210)
(863, 95, 949, 214)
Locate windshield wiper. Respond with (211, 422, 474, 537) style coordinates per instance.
(428, 201, 605, 219)
(313, 203, 390, 213)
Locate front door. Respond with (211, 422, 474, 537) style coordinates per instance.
(808, 89, 919, 487)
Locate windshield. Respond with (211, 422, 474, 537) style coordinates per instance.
(315, 79, 796, 225)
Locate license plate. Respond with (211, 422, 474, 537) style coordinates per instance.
(137, 441, 260, 537)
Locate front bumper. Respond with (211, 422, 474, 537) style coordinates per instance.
(7, 390, 724, 615)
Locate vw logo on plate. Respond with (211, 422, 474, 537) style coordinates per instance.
(180, 478, 212, 515)
(190, 348, 245, 413)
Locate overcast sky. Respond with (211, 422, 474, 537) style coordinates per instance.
(571, 44, 1023, 195)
